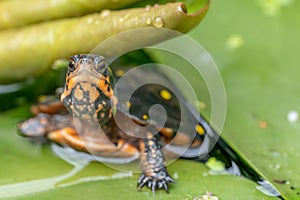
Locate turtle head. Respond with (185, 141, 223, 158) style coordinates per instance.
(61, 54, 116, 124)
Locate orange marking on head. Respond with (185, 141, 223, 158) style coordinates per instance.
(97, 79, 113, 99)
(61, 76, 76, 101)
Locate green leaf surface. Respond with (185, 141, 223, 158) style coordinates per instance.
(143, 0, 300, 199)
(0, 107, 274, 199)
(150, 0, 299, 199)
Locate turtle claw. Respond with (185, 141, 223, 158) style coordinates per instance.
(137, 172, 174, 194)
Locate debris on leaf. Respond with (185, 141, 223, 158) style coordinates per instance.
(193, 192, 219, 200)
(273, 179, 289, 185)
(205, 157, 225, 173)
(256, 180, 280, 197)
(259, 120, 268, 129)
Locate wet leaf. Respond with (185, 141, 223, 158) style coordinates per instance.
(0, 108, 274, 199)
(0, 1, 209, 83)
(164, 0, 300, 199)
(0, 0, 140, 30)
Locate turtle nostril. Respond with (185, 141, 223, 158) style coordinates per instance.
(81, 58, 89, 64)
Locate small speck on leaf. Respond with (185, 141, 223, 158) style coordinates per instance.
(193, 192, 219, 200)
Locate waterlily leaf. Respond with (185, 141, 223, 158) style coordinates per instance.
(149, 0, 300, 199)
(0, 108, 275, 199)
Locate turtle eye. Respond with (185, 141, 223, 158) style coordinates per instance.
(68, 58, 77, 72)
(94, 60, 107, 74)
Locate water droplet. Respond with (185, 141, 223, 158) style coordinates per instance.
(86, 17, 94, 24)
(145, 17, 152, 25)
(287, 110, 298, 123)
(137, 17, 143, 24)
(145, 5, 151, 11)
(153, 16, 164, 28)
(100, 9, 110, 18)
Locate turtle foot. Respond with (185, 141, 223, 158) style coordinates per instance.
(137, 168, 175, 194)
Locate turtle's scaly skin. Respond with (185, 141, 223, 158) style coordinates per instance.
(138, 132, 175, 193)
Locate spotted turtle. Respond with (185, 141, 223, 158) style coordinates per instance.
(18, 54, 212, 193)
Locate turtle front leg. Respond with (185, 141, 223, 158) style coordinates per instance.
(138, 132, 174, 194)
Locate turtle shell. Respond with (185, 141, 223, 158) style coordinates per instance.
(110, 52, 208, 153)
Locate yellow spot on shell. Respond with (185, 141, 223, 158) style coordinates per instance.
(195, 124, 205, 135)
(37, 95, 48, 102)
(126, 101, 131, 108)
(160, 89, 172, 100)
(115, 70, 125, 77)
(142, 114, 148, 120)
